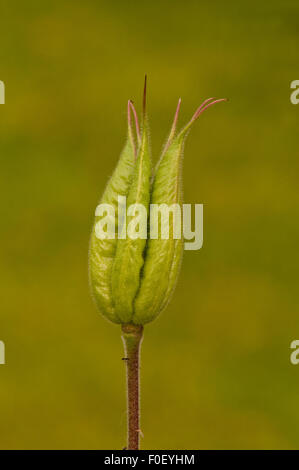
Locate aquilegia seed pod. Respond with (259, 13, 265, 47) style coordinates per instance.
(89, 82, 225, 326)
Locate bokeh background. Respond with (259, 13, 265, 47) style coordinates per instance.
(1, 0, 299, 449)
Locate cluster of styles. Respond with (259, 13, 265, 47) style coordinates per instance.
(89, 78, 225, 326)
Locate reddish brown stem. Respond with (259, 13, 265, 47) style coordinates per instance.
(121, 324, 143, 450)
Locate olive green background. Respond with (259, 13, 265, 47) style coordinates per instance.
(1, 0, 299, 449)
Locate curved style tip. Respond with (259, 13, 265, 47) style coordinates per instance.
(129, 100, 141, 144)
(179, 97, 227, 137)
(127, 100, 137, 157)
(198, 97, 227, 116)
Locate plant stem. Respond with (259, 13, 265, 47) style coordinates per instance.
(121, 324, 144, 450)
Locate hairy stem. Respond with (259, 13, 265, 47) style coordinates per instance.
(121, 324, 143, 450)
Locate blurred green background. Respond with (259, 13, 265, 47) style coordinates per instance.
(1, 0, 299, 449)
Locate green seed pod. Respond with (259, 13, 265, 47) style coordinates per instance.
(133, 98, 226, 325)
(89, 82, 225, 326)
(89, 100, 140, 323)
